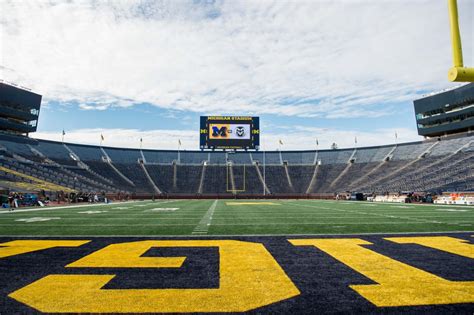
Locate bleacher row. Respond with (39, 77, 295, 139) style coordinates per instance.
(0, 132, 472, 195)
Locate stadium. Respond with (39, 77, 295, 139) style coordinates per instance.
(1, 0, 473, 314)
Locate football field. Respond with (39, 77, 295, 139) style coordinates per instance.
(0, 199, 472, 236)
(1, 199, 473, 314)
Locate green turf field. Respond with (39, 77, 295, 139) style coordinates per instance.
(0, 199, 473, 236)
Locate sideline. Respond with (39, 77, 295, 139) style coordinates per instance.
(0, 200, 178, 215)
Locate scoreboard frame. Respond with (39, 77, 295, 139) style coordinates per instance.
(200, 116, 260, 150)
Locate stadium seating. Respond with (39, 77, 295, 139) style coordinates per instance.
(0, 133, 472, 195)
(67, 144, 103, 161)
(180, 151, 208, 164)
(227, 152, 252, 164)
(208, 152, 227, 165)
(145, 164, 176, 193)
(35, 141, 77, 166)
(143, 150, 178, 164)
(104, 148, 142, 163)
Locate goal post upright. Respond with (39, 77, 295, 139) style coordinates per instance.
(226, 163, 246, 193)
(447, 0, 474, 82)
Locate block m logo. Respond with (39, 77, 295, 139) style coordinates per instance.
(211, 126, 228, 138)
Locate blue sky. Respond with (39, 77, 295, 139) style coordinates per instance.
(1, 0, 473, 150)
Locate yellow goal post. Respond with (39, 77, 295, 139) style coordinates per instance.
(226, 163, 246, 193)
(447, 0, 474, 82)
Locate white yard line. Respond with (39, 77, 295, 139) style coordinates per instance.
(192, 200, 218, 235)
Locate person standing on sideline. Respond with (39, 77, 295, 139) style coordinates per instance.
(13, 192, 19, 209)
(8, 193, 13, 211)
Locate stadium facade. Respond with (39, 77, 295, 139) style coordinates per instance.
(0, 82, 42, 135)
(414, 82, 474, 137)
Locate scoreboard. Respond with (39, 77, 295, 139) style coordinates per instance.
(200, 116, 260, 150)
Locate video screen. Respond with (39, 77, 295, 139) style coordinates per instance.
(200, 116, 260, 150)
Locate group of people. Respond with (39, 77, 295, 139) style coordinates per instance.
(56, 191, 104, 204)
(2, 191, 50, 209)
(2, 190, 134, 209)
(58, 191, 123, 204)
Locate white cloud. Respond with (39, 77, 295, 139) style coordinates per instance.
(2, 0, 472, 118)
(32, 126, 420, 151)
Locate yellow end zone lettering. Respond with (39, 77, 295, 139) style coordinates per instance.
(9, 240, 300, 313)
(67, 240, 186, 268)
(385, 236, 474, 259)
(0, 240, 90, 259)
(289, 238, 474, 307)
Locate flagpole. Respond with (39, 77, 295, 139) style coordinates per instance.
(315, 138, 319, 166)
(61, 130, 65, 144)
(177, 140, 181, 164)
